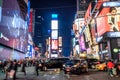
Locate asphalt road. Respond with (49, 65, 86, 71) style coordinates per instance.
(0, 67, 120, 80)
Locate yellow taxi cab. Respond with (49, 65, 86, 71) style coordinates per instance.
(95, 61, 107, 71)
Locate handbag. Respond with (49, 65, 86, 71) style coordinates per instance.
(8, 70, 15, 78)
(112, 68, 117, 75)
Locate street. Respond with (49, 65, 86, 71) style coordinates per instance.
(0, 67, 120, 80)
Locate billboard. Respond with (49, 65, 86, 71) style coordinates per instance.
(79, 35, 86, 52)
(0, 0, 28, 52)
(51, 30, 58, 39)
(51, 39, 58, 50)
(74, 18, 84, 34)
(58, 37, 62, 46)
(0, 45, 25, 60)
(28, 9, 33, 33)
(96, 7, 120, 37)
(51, 20, 58, 29)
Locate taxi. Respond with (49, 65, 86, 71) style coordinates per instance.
(95, 61, 107, 71)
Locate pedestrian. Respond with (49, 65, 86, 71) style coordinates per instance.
(107, 59, 114, 77)
(35, 61, 39, 76)
(4, 60, 12, 80)
(116, 62, 120, 77)
(21, 60, 26, 76)
(11, 59, 18, 80)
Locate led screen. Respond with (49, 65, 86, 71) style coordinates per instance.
(28, 9, 33, 32)
(58, 37, 62, 46)
(51, 20, 58, 29)
(0, 45, 25, 60)
(79, 35, 86, 52)
(74, 18, 84, 33)
(51, 39, 58, 50)
(96, 7, 120, 37)
(0, 0, 28, 52)
(51, 30, 58, 39)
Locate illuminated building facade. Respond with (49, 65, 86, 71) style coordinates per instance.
(75, 0, 120, 60)
(0, 0, 30, 60)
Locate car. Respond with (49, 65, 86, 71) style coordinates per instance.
(95, 61, 107, 71)
(40, 57, 70, 71)
(63, 59, 88, 74)
(86, 58, 100, 69)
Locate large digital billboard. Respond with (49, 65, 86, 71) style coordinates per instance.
(51, 30, 58, 39)
(74, 18, 84, 34)
(0, 0, 28, 53)
(51, 20, 58, 29)
(51, 39, 58, 50)
(79, 35, 86, 52)
(96, 7, 120, 37)
(0, 45, 25, 60)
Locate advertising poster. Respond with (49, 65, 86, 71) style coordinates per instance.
(96, 7, 120, 37)
(51, 39, 58, 50)
(0, 0, 28, 53)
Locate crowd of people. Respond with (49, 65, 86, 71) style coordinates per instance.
(0, 58, 42, 80)
(0, 58, 120, 79)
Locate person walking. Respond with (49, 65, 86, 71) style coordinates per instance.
(21, 60, 26, 76)
(4, 60, 12, 80)
(107, 59, 115, 77)
(116, 62, 120, 77)
(11, 59, 18, 80)
(35, 60, 39, 76)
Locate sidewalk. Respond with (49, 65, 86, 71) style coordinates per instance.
(0, 71, 5, 80)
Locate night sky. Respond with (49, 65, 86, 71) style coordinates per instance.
(30, 0, 76, 56)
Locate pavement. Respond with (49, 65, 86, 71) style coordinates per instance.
(0, 67, 120, 80)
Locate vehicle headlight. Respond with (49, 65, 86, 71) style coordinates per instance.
(83, 65, 87, 67)
(63, 64, 65, 67)
(99, 65, 102, 68)
(39, 64, 42, 66)
(73, 64, 77, 67)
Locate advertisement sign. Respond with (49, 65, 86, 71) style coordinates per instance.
(79, 35, 86, 52)
(28, 9, 33, 32)
(51, 20, 58, 29)
(58, 37, 62, 46)
(51, 39, 58, 50)
(0, 0, 28, 52)
(74, 18, 84, 33)
(51, 30, 58, 39)
(0, 45, 25, 60)
(96, 7, 120, 37)
(0, 0, 2, 22)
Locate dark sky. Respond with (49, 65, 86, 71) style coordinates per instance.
(30, 0, 76, 8)
(30, 0, 76, 56)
